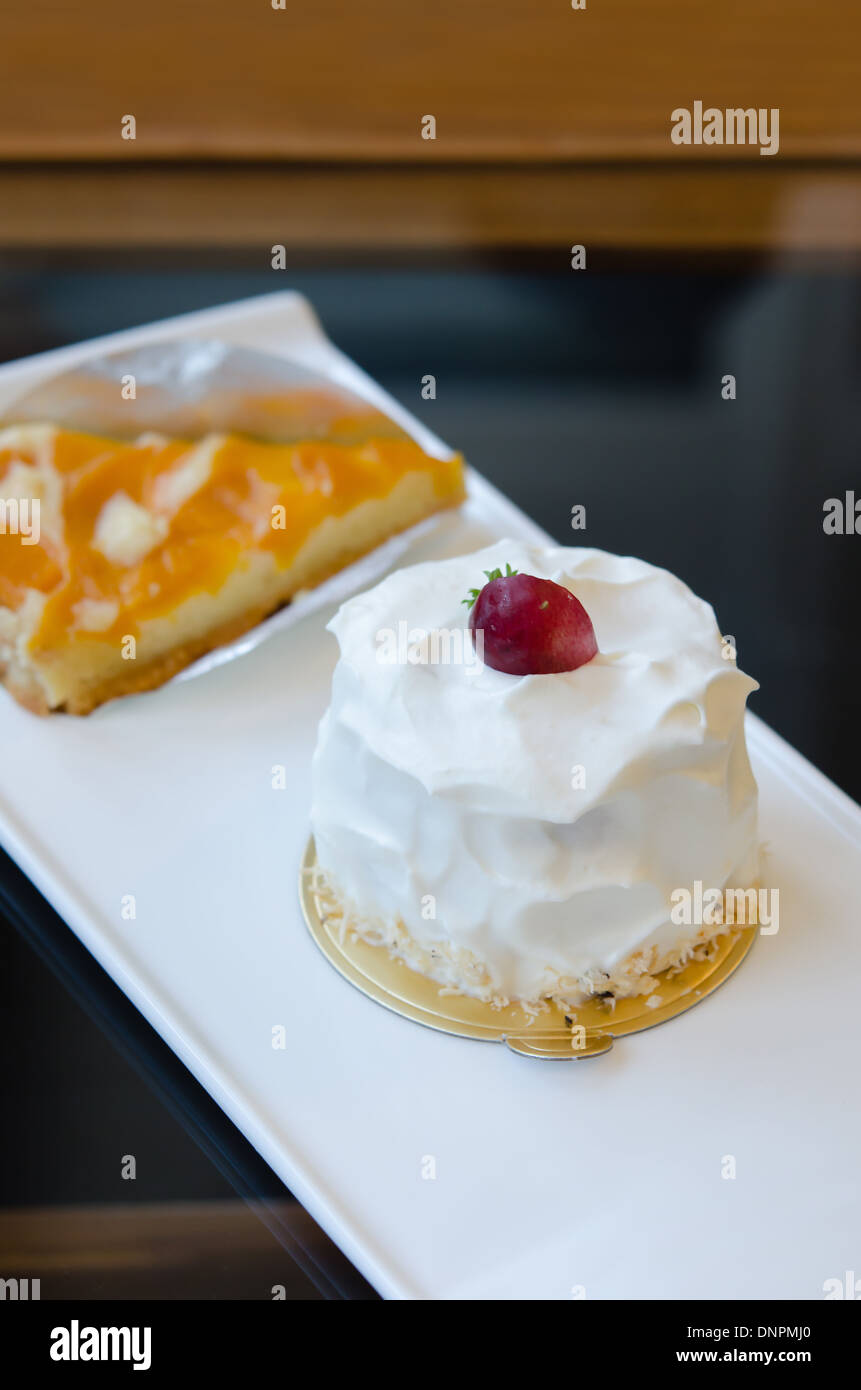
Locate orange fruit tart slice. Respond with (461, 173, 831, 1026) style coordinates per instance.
(0, 423, 465, 714)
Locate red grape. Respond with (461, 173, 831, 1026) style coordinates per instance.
(465, 569, 598, 675)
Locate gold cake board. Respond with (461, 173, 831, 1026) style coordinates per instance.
(300, 839, 756, 1060)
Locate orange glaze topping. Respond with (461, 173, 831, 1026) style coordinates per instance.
(0, 431, 117, 611)
(0, 428, 464, 647)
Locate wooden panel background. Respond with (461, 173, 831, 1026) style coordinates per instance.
(2, 163, 859, 252)
(0, 2, 858, 251)
(0, 1201, 369, 1298)
(1, 0, 858, 162)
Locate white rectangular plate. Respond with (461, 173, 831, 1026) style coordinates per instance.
(2, 292, 859, 1300)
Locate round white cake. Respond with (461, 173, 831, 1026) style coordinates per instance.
(310, 540, 759, 1009)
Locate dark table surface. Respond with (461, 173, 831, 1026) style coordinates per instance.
(1, 257, 859, 1297)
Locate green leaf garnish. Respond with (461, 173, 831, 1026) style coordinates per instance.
(461, 563, 518, 609)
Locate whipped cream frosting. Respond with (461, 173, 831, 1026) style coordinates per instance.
(310, 541, 759, 1005)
